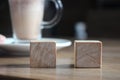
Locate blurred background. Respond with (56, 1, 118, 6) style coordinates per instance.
(0, 0, 120, 39)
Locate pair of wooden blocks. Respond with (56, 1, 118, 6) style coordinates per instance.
(30, 40, 102, 68)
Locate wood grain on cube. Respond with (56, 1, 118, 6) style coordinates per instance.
(74, 40, 102, 68)
(30, 41, 56, 68)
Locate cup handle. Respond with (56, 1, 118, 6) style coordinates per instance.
(41, 0, 63, 29)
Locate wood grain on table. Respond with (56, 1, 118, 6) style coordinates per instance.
(0, 39, 120, 80)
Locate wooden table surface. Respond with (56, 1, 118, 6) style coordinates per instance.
(0, 39, 120, 80)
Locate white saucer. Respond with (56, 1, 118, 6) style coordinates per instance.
(0, 38, 72, 53)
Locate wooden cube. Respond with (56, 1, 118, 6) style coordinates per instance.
(30, 41, 56, 68)
(74, 40, 102, 68)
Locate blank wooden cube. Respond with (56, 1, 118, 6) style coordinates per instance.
(30, 41, 56, 68)
(74, 40, 102, 68)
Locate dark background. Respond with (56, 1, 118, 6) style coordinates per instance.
(0, 0, 120, 38)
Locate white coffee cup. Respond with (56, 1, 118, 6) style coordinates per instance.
(9, 0, 63, 43)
